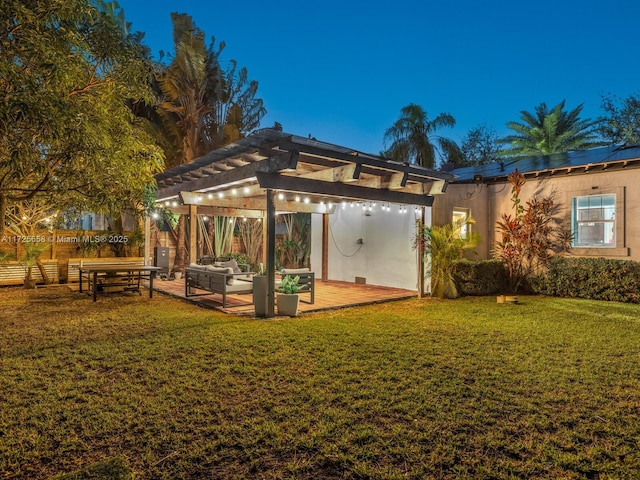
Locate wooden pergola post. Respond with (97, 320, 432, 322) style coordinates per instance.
(322, 213, 329, 282)
(265, 189, 276, 318)
(189, 204, 197, 265)
(417, 206, 426, 297)
(144, 216, 151, 266)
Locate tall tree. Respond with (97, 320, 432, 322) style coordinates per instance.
(157, 13, 266, 168)
(383, 104, 462, 169)
(0, 0, 164, 235)
(460, 123, 503, 166)
(598, 93, 640, 145)
(156, 13, 265, 268)
(499, 100, 603, 158)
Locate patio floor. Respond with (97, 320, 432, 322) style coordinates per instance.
(152, 277, 418, 316)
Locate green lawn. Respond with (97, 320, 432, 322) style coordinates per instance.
(1, 287, 639, 479)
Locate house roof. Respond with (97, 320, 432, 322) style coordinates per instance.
(154, 128, 453, 214)
(450, 144, 640, 184)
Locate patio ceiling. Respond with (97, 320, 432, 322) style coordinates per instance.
(154, 128, 453, 215)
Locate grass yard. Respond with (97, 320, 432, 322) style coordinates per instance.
(1, 287, 639, 479)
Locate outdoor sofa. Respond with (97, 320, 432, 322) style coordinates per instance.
(185, 262, 254, 308)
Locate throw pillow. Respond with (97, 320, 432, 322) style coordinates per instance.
(221, 259, 242, 274)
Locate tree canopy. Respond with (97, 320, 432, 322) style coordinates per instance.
(598, 93, 640, 145)
(460, 123, 503, 166)
(0, 0, 164, 233)
(499, 100, 603, 159)
(156, 13, 266, 168)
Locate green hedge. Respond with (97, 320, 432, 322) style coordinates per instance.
(453, 259, 509, 296)
(532, 257, 640, 303)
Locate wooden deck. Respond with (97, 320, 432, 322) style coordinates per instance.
(152, 277, 417, 316)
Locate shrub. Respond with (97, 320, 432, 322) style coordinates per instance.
(414, 218, 480, 299)
(453, 259, 509, 296)
(493, 170, 572, 292)
(533, 257, 640, 303)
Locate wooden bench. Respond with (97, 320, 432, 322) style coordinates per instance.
(185, 264, 255, 308)
(67, 257, 144, 283)
(0, 260, 59, 286)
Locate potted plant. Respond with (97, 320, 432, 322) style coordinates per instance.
(277, 274, 300, 316)
(172, 264, 182, 280)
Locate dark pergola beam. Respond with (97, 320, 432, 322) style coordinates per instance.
(277, 139, 452, 182)
(256, 173, 434, 206)
(156, 152, 298, 200)
(178, 191, 336, 214)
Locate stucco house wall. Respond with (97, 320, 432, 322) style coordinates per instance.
(310, 205, 429, 291)
(434, 166, 640, 262)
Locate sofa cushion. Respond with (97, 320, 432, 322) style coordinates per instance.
(205, 265, 227, 273)
(220, 259, 241, 274)
(203, 264, 235, 286)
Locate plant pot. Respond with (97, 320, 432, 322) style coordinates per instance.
(174, 272, 182, 280)
(253, 275, 268, 316)
(277, 293, 300, 317)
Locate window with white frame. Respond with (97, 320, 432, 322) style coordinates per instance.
(572, 194, 616, 247)
(452, 208, 470, 239)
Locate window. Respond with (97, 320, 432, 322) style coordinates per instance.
(572, 194, 616, 247)
(452, 208, 470, 239)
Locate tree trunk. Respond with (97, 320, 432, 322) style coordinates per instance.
(36, 259, 51, 285)
(174, 215, 187, 269)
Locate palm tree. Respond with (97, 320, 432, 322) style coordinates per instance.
(500, 100, 604, 158)
(156, 13, 266, 268)
(383, 104, 462, 169)
(158, 13, 266, 167)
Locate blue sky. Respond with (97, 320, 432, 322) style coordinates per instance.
(117, 0, 640, 156)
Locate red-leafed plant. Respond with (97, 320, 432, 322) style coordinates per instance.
(493, 170, 572, 292)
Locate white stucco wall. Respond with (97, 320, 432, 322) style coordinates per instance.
(310, 205, 432, 291)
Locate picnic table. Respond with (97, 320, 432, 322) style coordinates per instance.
(78, 265, 161, 302)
